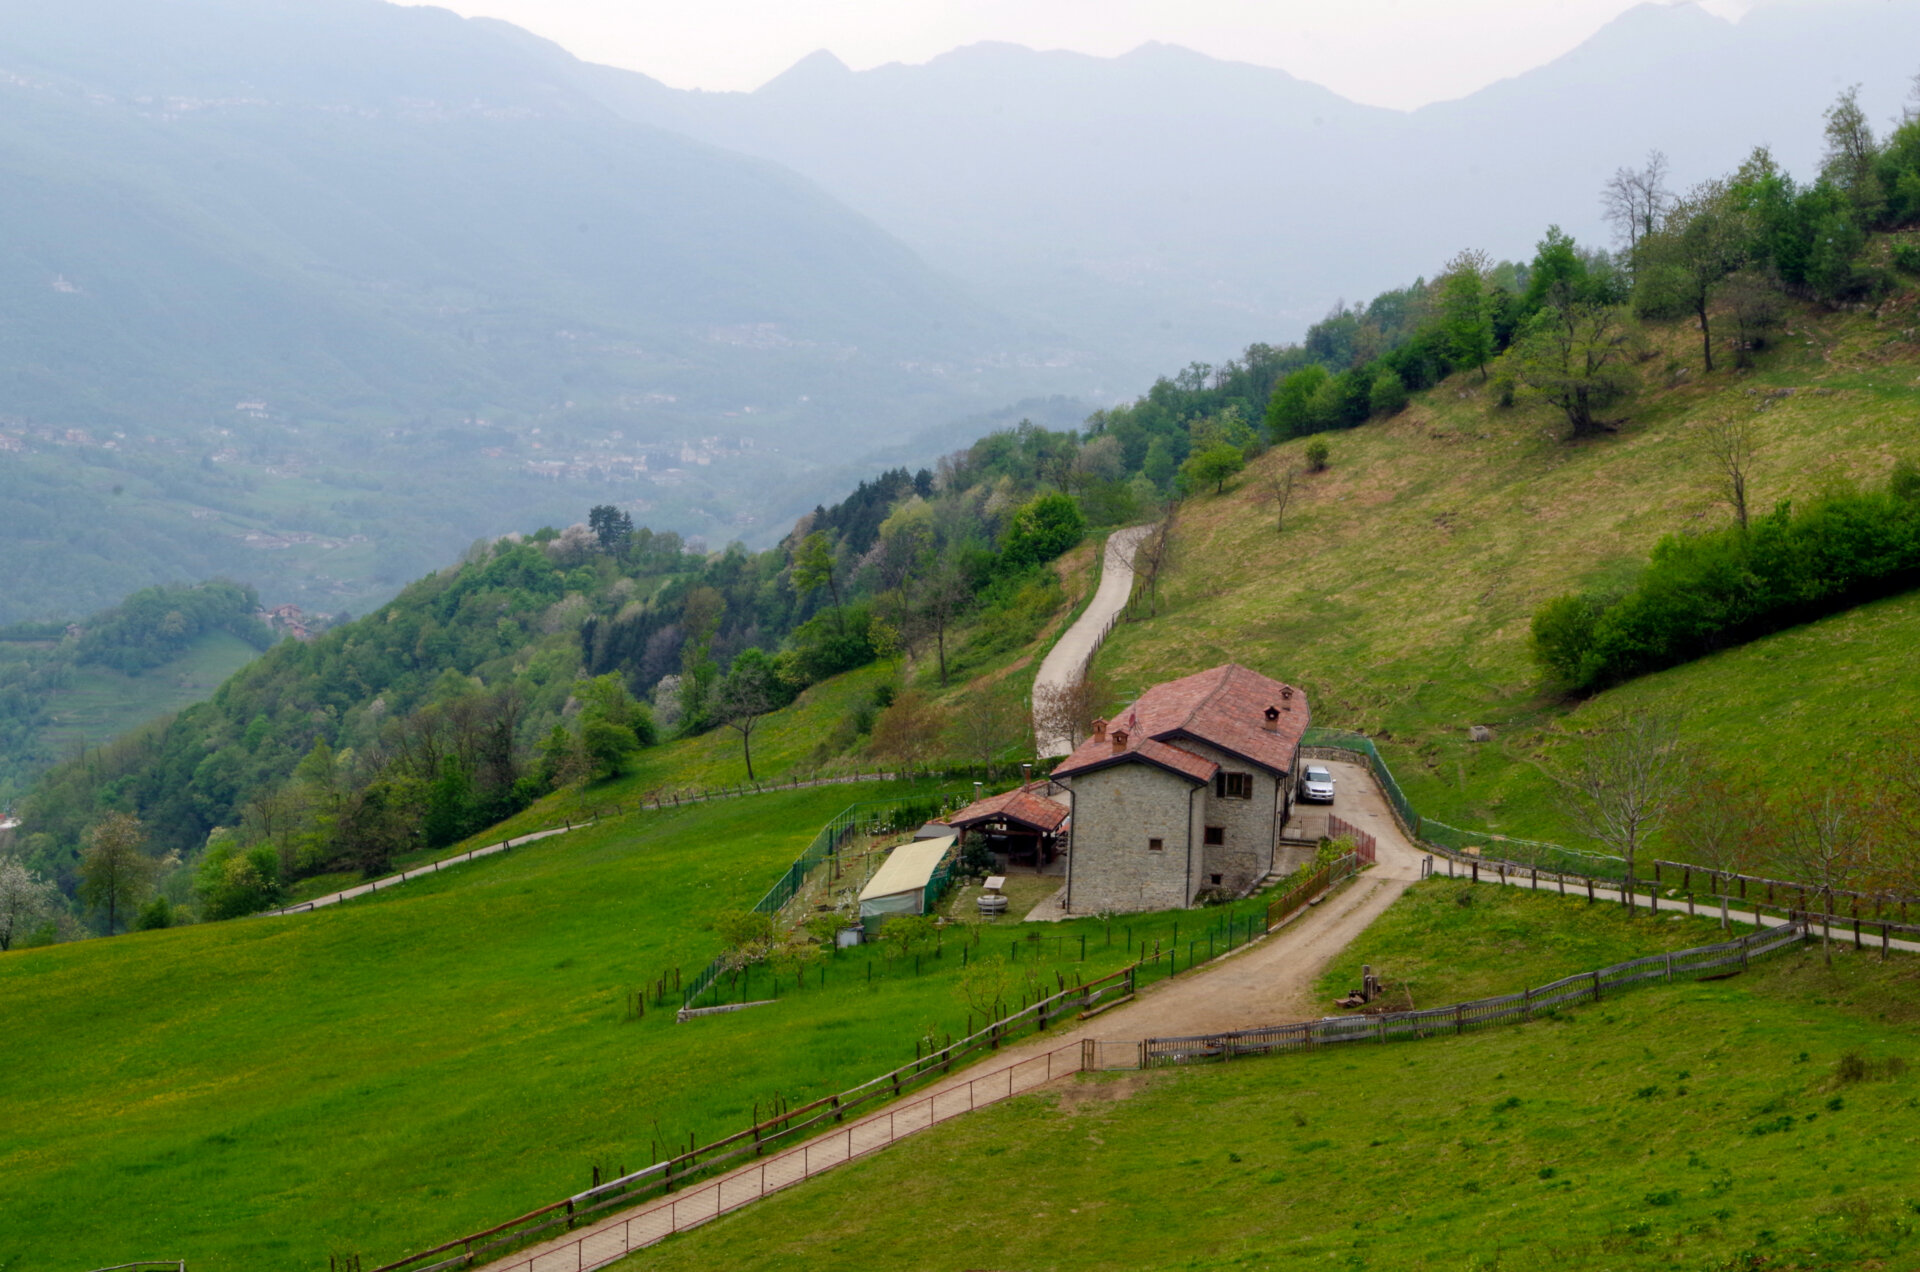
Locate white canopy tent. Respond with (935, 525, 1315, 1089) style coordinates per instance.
(858, 834, 956, 927)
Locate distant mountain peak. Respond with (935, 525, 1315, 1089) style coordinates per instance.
(758, 48, 852, 94)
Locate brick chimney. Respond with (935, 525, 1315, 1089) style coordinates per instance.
(1111, 728, 1129, 751)
(1282, 685, 1295, 710)
(1263, 706, 1281, 732)
(1091, 717, 1108, 740)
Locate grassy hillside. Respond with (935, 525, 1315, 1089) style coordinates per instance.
(0, 771, 1282, 1272)
(621, 883, 1920, 1272)
(36, 630, 261, 756)
(1100, 295, 1920, 846)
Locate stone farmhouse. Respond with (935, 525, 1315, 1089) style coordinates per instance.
(1050, 663, 1311, 914)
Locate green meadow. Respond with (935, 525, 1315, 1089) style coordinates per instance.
(0, 779, 1275, 1272)
(625, 881, 1920, 1272)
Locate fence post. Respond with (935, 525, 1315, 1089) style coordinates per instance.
(1592, 969, 1602, 1002)
(1523, 986, 1532, 1020)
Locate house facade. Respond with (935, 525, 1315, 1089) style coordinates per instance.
(1052, 664, 1310, 914)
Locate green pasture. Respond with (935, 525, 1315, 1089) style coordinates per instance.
(0, 781, 1272, 1272)
(626, 881, 1920, 1272)
(1099, 301, 1920, 849)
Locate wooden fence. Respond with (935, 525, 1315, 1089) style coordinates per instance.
(1113, 920, 1811, 1068)
(1326, 815, 1376, 864)
(258, 771, 969, 921)
(1650, 859, 1920, 927)
(1264, 852, 1364, 934)
(473, 1043, 1091, 1272)
(368, 965, 1136, 1272)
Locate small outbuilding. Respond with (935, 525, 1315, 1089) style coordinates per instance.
(947, 783, 1070, 871)
(857, 834, 957, 930)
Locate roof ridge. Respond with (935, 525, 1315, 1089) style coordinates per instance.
(1184, 663, 1239, 730)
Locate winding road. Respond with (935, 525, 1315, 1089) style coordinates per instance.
(1033, 523, 1153, 757)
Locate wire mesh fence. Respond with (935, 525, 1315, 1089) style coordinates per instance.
(680, 787, 967, 1010)
(1300, 727, 1627, 881)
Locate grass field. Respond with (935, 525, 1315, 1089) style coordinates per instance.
(0, 779, 1282, 1272)
(621, 881, 1920, 1272)
(1097, 297, 1920, 848)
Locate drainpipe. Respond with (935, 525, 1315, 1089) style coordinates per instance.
(1062, 784, 1076, 912)
(1184, 782, 1200, 906)
(1269, 775, 1282, 877)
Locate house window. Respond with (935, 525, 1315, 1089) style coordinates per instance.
(1204, 826, 1225, 846)
(1211, 873, 1223, 886)
(1215, 772, 1253, 799)
(1148, 837, 1165, 852)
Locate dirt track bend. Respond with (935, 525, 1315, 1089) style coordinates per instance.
(1033, 524, 1152, 757)
(507, 759, 1422, 1268)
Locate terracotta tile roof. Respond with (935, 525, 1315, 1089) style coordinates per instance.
(1051, 663, 1309, 782)
(948, 784, 1070, 833)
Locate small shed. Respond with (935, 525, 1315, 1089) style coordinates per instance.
(858, 834, 956, 929)
(947, 784, 1069, 870)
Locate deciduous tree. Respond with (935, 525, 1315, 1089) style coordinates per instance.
(1550, 711, 1685, 917)
(1437, 248, 1495, 379)
(1639, 180, 1751, 372)
(713, 648, 782, 780)
(0, 856, 58, 950)
(78, 812, 155, 934)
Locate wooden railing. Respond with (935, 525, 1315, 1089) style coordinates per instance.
(1129, 920, 1810, 1067)
(369, 964, 1136, 1272)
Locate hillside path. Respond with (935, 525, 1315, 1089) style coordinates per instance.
(1033, 524, 1152, 757)
(503, 758, 1423, 1270)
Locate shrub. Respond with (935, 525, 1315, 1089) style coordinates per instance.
(999, 493, 1086, 570)
(1369, 368, 1410, 417)
(1530, 470, 1920, 690)
(134, 896, 174, 930)
(1304, 439, 1331, 472)
(1893, 242, 1920, 274)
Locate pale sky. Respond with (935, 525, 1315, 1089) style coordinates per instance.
(403, 0, 1754, 109)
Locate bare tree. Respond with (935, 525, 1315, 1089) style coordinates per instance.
(1601, 150, 1672, 263)
(946, 685, 1030, 780)
(1129, 509, 1176, 618)
(1256, 465, 1298, 535)
(1773, 783, 1874, 966)
(1550, 711, 1686, 917)
(1663, 767, 1764, 931)
(1032, 667, 1116, 753)
(1698, 408, 1763, 530)
(870, 689, 946, 772)
(1865, 726, 1920, 903)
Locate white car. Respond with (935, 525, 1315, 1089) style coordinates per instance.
(1299, 765, 1336, 803)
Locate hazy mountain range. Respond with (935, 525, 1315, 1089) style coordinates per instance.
(556, 0, 1920, 366)
(0, 0, 1915, 622)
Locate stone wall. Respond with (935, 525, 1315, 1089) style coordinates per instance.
(1065, 762, 1200, 913)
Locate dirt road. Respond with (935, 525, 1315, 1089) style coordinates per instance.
(506, 760, 1426, 1269)
(1033, 524, 1151, 756)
